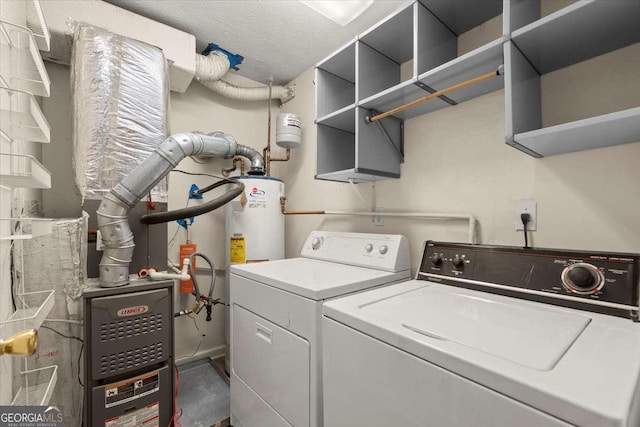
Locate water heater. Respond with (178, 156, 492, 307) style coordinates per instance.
(224, 176, 285, 371)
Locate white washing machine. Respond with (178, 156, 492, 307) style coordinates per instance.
(323, 241, 640, 427)
(229, 230, 410, 427)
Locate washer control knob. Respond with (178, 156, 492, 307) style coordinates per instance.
(562, 263, 604, 295)
(365, 244, 373, 253)
(429, 253, 443, 267)
(379, 245, 388, 255)
(452, 255, 465, 269)
(311, 237, 323, 250)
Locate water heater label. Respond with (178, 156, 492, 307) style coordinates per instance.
(248, 187, 267, 209)
(104, 371, 160, 408)
(230, 237, 246, 263)
(105, 402, 159, 427)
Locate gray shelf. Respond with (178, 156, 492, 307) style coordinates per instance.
(510, 107, 640, 157)
(315, 0, 640, 174)
(316, 107, 402, 181)
(511, 0, 640, 75)
(316, 125, 354, 177)
(358, 4, 415, 101)
(418, 38, 504, 105)
(316, 41, 356, 118)
(316, 105, 355, 133)
(315, 168, 396, 184)
(416, 0, 503, 76)
(505, 0, 640, 158)
(360, 78, 450, 121)
(418, 0, 503, 35)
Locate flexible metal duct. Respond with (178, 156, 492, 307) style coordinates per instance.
(195, 52, 295, 102)
(97, 131, 265, 287)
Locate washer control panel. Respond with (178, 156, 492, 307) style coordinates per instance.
(301, 231, 410, 273)
(419, 241, 639, 319)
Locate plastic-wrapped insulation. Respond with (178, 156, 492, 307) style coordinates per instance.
(13, 214, 88, 426)
(71, 24, 170, 202)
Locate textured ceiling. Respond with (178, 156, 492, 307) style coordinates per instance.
(103, 0, 413, 85)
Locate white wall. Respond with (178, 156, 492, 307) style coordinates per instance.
(276, 46, 640, 273)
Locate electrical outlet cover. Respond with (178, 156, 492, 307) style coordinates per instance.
(515, 200, 537, 231)
(373, 208, 384, 226)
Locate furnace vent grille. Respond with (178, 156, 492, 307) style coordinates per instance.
(99, 342, 164, 375)
(99, 313, 163, 342)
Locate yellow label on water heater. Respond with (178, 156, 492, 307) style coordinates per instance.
(230, 236, 246, 264)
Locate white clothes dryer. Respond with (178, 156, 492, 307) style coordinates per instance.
(323, 241, 640, 427)
(229, 231, 410, 427)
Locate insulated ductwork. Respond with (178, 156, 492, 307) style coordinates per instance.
(195, 51, 230, 81)
(195, 51, 295, 103)
(199, 79, 294, 102)
(97, 131, 265, 287)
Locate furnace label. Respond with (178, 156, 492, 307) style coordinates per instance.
(104, 371, 160, 408)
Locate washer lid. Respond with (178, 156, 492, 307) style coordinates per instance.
(231, 258, 410, 300)
(359, 284, 590, 370)
(324, 280, 640, 427)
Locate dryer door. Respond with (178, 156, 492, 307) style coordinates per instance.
(233, 304, 310, 427)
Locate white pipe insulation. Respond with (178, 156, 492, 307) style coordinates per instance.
(323, 211, 478, 244)
(199, 79, 294, 102)
(195, 52, 295, 102)
(195, 51, 231, 81)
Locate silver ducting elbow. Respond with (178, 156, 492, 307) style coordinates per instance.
(235, 145, 265, 175)
(97, 131, 265, 287)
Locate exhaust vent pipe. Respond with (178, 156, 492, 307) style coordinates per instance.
(97, 131, 264, 287)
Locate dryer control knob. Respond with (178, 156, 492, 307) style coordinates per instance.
(365, 244, 373, 253)
(561, 263, 604, 295)
(379, 245, 388, 255)
(311, 237, 323, 250)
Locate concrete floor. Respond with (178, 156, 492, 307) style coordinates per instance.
(177, 358, 230, 427)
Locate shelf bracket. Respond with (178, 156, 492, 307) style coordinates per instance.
(366, 109, 404, 164)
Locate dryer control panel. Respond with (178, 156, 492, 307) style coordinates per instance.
(419, 241, 640, 320)
(301, 231, 410, 273)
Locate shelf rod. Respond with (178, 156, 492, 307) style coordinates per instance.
(366, 65, 504, 123)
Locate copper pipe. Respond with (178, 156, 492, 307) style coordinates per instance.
(280, 196, 325, 215)
(270, 148, 291, 162)
(263, 76, 274, 176)
(367, 67, 503, 123)
(221, 156, 246, 177)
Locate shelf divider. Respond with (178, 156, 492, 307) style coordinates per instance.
(511, 0, 640, 75)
